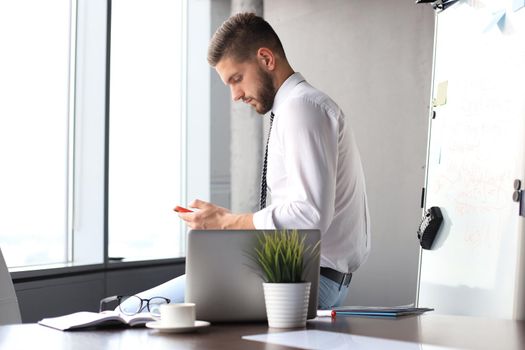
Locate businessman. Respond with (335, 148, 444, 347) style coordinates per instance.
(125, 13, 370, 310)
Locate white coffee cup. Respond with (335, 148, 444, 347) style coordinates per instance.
(157, 303, 196, 327)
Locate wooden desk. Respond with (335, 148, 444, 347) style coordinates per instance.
(0, 315, 523, 349)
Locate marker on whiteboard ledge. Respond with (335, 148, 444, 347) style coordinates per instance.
(174, 205, 193, 213)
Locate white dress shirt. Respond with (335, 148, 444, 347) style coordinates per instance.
(253, 72, 371, 273)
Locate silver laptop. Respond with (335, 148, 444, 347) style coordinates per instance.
(185, 229, 321, 322)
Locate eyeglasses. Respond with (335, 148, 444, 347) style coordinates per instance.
(99, 295, 170, 316)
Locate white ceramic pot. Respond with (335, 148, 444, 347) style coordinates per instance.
(262, 282, 311, 328)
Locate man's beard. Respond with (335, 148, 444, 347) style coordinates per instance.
(254, 67, 277, 114)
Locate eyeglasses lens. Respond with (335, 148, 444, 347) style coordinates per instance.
(148, 297, 168, 317)
(119, 295, 143, 316)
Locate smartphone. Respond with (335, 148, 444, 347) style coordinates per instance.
(174, 205, 193, 213)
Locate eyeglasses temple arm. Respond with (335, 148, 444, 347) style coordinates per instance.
(99, 295, 121, 312)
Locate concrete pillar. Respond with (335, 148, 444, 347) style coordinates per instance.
(231, 0, 262, 16)
(229, 0, 265, 213)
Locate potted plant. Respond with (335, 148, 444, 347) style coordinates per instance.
(254, 229, 320, 328)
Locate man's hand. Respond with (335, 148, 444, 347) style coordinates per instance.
(176, 199, 255, 230)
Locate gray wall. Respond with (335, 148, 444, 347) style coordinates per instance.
(263, 0, 435, 306)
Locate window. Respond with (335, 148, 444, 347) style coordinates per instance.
(0, 0, 206, 270)
(0, 0, 73, 267)
(108, 0, 185, 260)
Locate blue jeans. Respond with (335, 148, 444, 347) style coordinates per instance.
(120, 273, 350, 312)
(317, 274, 350, 310)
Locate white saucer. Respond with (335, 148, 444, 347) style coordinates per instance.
(145, 320, 210, 333)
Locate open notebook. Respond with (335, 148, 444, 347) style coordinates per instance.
(39, 311, 155, 331)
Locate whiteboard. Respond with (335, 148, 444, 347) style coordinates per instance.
(418, 0, 525, 319)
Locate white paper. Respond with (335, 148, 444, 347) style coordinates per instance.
(242, 330, 458, 350)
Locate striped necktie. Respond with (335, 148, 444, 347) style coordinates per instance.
(259, 112, 275, 210)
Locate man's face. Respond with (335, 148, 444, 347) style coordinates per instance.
(215, 56, 276, 114)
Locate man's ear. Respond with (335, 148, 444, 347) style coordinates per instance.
(257, 48, 275, 71)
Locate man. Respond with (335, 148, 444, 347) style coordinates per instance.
(125, 12, 370, 311)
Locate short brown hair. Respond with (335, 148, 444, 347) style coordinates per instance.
(207, 12, 286, 67)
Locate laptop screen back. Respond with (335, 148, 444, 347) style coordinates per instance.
(185, 229, 320, 322)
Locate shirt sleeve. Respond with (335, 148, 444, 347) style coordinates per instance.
(253, 97, 339, 233)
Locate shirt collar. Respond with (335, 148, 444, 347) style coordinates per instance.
(271, 72, 305, 116)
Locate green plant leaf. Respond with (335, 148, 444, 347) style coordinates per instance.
(251, 229, 318, 283)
